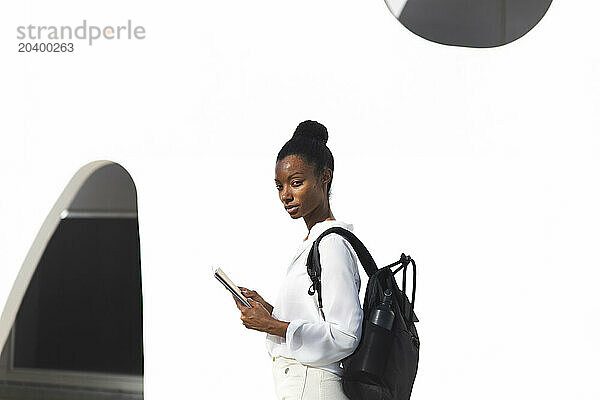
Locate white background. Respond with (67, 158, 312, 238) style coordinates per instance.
(1, 1, 599, 399)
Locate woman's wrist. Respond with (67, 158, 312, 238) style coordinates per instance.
(266, 317, 289, 338)
(265, 303, 274, 315)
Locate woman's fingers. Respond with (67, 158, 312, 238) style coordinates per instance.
(236, 295, 272, 332)
(243, 291, 257, 298)
(248, 298, 262, 308)
(239, 286, 258, 297)
(242, 291, 266, 307)
(240, 307, 253, 329)
(232, 294, 245, 310)
(239, 286, 254, 294)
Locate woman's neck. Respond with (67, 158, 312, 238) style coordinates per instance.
(304, 206, 335, 237)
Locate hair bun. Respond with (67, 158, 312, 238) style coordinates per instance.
(292, 120, 328, 144)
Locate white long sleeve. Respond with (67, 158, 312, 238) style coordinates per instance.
(266, 220, 363, 375)
(285, 235, 363, 366)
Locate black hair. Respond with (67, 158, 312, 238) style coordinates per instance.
(276, 120, 335, 196)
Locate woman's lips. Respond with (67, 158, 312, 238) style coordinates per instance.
(286, 205, 300, 214)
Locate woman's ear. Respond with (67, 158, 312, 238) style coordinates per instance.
(321, 168, 332, 186)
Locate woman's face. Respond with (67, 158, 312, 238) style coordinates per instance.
(275, 155, 330, 221)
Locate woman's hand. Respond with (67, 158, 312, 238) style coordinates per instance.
(238, 286, 274, 315)
(232, 296, 289, 337)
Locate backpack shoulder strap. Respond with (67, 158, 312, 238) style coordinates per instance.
(306, 227, 378, 309)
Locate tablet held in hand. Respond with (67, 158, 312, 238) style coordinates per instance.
(214, 267, 251, 308)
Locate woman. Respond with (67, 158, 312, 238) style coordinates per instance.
(233, 120, 363, 400)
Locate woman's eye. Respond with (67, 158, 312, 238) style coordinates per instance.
(275, 184, 283, 191)
(291, 180, 303, 187)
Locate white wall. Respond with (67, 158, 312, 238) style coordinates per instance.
(1, 1, 599, 399)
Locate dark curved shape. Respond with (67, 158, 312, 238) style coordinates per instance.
(0, 161, 143, 400)
(396, 0, 553, 48)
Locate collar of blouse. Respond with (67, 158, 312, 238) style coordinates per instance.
(288, 219, 354, 266)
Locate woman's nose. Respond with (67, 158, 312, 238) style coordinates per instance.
(280, 187, 292, 202)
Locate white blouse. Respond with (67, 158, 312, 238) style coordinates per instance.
(265, 220, 363, 376)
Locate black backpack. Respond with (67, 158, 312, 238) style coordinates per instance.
(306, 227, 419, 400)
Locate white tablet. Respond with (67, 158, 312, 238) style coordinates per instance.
(214, 267, 251, 308)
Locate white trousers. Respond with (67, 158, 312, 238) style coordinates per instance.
(272, 357, 350, 400)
